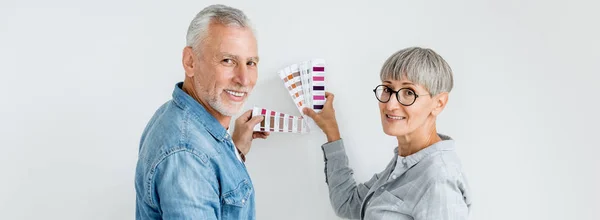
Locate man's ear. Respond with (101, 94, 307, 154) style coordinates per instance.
(431, 92, 449, 117)
(182, 46, 196, 78)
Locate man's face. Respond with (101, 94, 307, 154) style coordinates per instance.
(189, 23, 258, 117)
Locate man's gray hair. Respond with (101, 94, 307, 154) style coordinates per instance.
(380, 47, 454, 96)
(186, 4, 253, 49)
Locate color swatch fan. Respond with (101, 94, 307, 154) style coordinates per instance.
(278, 59, 326, 114)
(250, 59, 325, 134)
(278, 59, 326, 131)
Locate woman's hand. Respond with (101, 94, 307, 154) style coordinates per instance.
(303, 92, 341, 142)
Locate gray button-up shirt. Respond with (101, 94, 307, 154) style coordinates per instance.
(321, 134, 472, 220)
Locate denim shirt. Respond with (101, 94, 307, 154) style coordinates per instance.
(321, 134, 472, 220)
(135, 82, 255, 220)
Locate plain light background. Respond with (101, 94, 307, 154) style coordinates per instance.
(1, 0, 599, 219)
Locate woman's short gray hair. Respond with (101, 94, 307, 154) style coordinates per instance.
(380, 47, 454, 96)
(186, 4, 253, 49)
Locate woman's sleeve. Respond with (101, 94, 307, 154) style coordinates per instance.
(321, 139, 380, 219)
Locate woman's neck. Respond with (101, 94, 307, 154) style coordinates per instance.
(397, 123, 441, 157)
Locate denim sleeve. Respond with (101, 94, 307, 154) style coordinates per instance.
(412, 179, 469, 220)
(322, 139, 380, 219)
(153, 150, 219, 220)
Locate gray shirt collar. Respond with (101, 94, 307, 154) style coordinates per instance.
(393, 133, 455, 168)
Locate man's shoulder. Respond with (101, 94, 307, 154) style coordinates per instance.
(140, 100, 185, 148)
(138, 100, 221, 164)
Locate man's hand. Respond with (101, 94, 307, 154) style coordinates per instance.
(303, 92, 341, 142)
(232, 110, 270, 156)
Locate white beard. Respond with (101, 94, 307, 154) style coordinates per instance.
(207, 90, 244, 117)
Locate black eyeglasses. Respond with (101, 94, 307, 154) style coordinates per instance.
(373, 85, 429, 106)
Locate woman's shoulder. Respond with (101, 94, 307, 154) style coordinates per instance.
(415, 150, 466, 183)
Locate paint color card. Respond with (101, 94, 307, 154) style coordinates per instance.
(310, 59, 326, 112)
(299, 61, 312, 110)
(278, 65, 305, 114)
(290, 64, 306, 111)
(252, 107, 308, 133)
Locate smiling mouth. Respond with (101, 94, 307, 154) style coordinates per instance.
(386, 114, 406, 120)
(225, 89, 246, 97)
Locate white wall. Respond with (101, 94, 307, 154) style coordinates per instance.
(1, 0, 599, 219)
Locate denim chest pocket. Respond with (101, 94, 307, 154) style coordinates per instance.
(221, 179, 253, 219)
(222, 179, 252, 207)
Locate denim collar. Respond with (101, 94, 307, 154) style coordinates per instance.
(394, 133, 455, 168)
(171, 82, 229, 142)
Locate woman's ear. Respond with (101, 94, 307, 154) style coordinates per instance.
(431, 92, 449, 116)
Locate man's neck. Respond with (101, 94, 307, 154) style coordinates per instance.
(182, 78, 231, 128)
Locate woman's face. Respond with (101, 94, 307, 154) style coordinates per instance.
(378, 79, 439, 137)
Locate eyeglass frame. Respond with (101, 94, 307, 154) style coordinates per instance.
(372, 85, 430, 106)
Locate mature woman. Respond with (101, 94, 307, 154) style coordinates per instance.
(303, 47, 472, 220)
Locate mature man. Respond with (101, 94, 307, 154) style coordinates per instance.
(135, 4, 268, 219)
